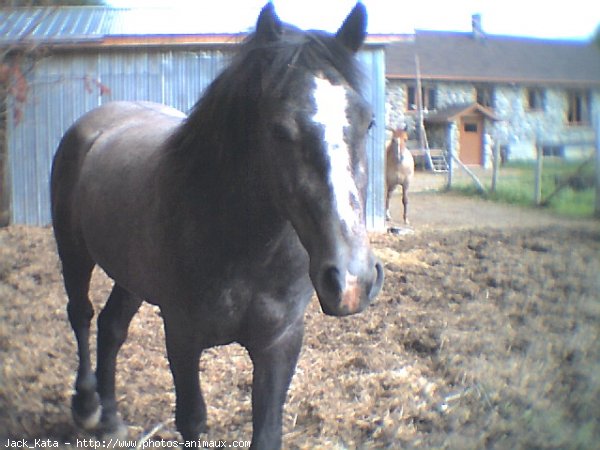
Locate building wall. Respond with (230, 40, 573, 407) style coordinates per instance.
(7, 47, 231, 226)
(386, 79, 599, 162)
(6, 46, 387, 229)
(491, 86, 598, 160)
(436, 83, 474, 108)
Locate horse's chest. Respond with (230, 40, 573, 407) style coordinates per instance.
(181, 268, 312, 347)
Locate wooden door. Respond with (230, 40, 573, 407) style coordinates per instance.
(459, 116, 483, 165)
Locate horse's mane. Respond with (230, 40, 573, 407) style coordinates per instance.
(166, 24, 364, 175)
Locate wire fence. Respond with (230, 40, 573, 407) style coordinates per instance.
(445, 114, 600, 218)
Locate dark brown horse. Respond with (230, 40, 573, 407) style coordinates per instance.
(50, 3, 383, 449)
(385, 127, 414, 224)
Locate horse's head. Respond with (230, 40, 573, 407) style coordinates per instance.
(388, 127, 409, 161)
(390, 127, 408, 147)
(249, 3, 383, 316)
(392, 128, 408, 143)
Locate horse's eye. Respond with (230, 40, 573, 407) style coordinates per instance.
(272, 122, 298, 142)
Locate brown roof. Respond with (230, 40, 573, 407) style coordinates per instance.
(424, 103, 500, 123)
(386, 31, 600, 87)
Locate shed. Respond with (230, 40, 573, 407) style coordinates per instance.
(0, 6, 387, 230)
(425, 103, 500, 165)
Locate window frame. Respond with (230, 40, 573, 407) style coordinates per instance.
(525, 88, 545, 111)
(475, 85, 495, 108)
(567, 90, 591, 125)
(406, 84, 437, 111)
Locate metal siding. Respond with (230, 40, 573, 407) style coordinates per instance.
(0, 7, 253, 44)
(360, 47, 387, 231)
(0, 8, 113, 44)
(7, 47, 232, 225)
(7, 46, 385, 229)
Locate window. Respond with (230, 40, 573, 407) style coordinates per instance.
(464, 123, 478, 132)
(567, 90, 591, 125)
(526, 88, 545, 111)
(476, 86, 494, 108)
(542, 145, 564, 157)
(406, 85, 437, 111)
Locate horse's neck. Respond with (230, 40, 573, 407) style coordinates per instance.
(390, 139, 408, 162)
(398, 139, 408, 154)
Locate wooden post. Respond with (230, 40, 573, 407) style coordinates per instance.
(415, 55, 425, 153)
(491, 141, 500, 194)
(534, 142, 543, 206)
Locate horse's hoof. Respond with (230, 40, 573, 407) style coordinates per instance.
(99, 415, 129, 442)
(182, 426, 209, 442)
(72, 392, 102, 431)
(178, 421, 209, 444)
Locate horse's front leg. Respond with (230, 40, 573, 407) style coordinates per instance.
(385, 183, 394, 221)
(246, 321, 304, 450)
(163, 317, 207, 442)
(401, 182, 410, 224)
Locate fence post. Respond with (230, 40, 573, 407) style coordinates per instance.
(491, 141, 500, 194)
(446, 122, 455, 190)
(446, 148, 453, 190)
(534, 142, 543, 206)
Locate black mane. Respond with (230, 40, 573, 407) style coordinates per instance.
(167, 24, 364, 167)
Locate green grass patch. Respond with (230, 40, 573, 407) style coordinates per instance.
(450, 160, 597, 218)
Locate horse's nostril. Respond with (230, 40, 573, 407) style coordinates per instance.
(369, 260, 384, 300)
(321, 266, 343, 295)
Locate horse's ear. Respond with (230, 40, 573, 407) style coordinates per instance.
(256, 2, 283, 42)
(336, 2, 367, 53)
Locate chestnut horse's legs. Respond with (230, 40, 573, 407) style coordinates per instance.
(96, 284, 142, 438)
(246, 322, 304, 450)
(385, 184, 395, 221)
(164, 318, 207, 442)
(62, 255, 101, 431)
(401, 181, 410, 225)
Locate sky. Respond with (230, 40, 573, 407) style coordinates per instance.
(107, 0, 600, 41)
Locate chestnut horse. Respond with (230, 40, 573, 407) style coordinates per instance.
(385, 128, 414, 224)
(50, 4, 383, 449)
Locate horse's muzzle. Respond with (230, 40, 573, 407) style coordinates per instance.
(315, 256, 384, 316)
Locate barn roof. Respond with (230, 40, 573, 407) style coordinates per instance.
(386, 30, 600, 87)
(0, 6, 394, 48)
(0, 6, 256, 47)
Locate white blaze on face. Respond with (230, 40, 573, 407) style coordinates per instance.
(311, 76, 361, 231)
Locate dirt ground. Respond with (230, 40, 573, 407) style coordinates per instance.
(1, 176, 599, 449)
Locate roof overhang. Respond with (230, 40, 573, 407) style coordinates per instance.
(2, 33, 393, 51)
(425, 103, 501, 123)
(387, 73, 600, 88)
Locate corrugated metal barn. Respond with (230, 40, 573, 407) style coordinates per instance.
(0, 7, 387, 230)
